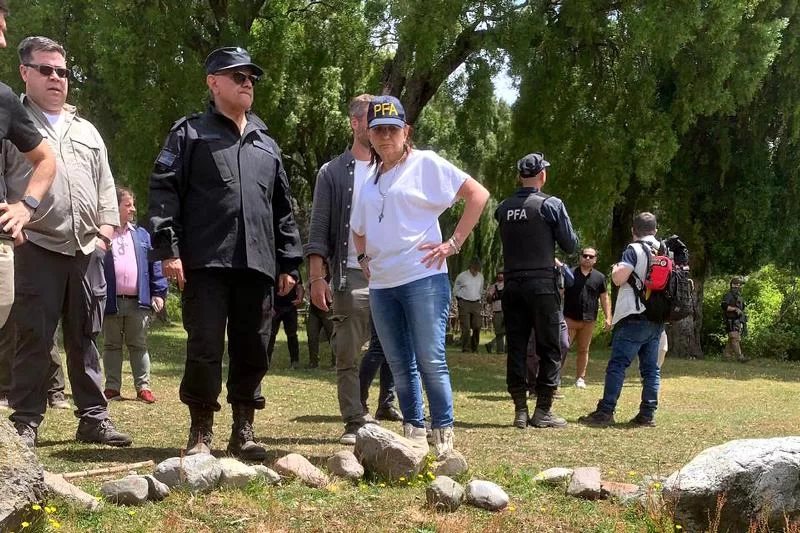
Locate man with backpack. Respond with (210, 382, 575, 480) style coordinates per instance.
(578, 212, 665, 428)
(721, 277, 747, 362)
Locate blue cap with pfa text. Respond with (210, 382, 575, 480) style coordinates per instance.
(205, 47, 264, 77)
(367, 95, 406, 128)
(517, 152, 550, 177)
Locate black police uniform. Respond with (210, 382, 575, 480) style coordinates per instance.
(495, 186, 577, 413)
(148, 52, 302, 412)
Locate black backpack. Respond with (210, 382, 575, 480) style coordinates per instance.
(628, 235, 694, 323)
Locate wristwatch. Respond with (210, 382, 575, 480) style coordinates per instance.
(98, 234, 112, 248)
(22, 195, 39, 212)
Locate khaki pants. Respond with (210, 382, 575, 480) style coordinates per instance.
(566, 317, 595, 379)
(724, 330, 743, 360)
(102, 297, 152, 392)
(330, 269, 372, 425)
(0, 240, 13, 328)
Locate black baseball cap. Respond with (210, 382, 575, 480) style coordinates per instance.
(367, 95, 406, 128)
(517, 152, 550, 177)
(205, 47, 264, 77)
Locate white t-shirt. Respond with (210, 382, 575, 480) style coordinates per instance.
(350, 150, 469, 289)
(44, 111, 64, 138)
(346, 159, 374, 269)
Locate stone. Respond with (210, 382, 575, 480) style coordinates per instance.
(273, 453, 329, 488)
(354, 424, 427, 481)
(253, 465, 281, 484)
(101, 475, 149, 506)
(0, 419, 48, 532)
(432, 450, 469, 478)
(327, 451, 364, 481)
(153, 453, 222, 492)
(600, 481, 641, 501)
(426, 475, 464, 512)
(567, 467, 602, 500)
(43, 471, 102, 512)
(143, 475, 170, 501)
(464, 479, 509, 511)
(534, 467, 573, 486)
(218, 458, 258, 489)
(663, 437, 800, 532)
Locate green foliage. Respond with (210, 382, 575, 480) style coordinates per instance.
(703, 265, 800, 360)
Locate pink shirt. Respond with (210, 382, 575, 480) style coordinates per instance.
(112, 224, 138, 296)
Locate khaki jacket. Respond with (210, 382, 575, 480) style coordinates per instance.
(1, 94, 117, 256)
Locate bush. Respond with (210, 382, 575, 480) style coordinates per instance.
(702, 264, 800, 360)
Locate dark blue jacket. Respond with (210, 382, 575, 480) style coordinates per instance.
(104, 225, 168, 315)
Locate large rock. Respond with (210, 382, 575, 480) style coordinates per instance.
(43, 471, 102, 511)
(218, 458, 258, 489)
(153, 453, 221, 492)
(663, 437, 800, 532)
(273, 453, 329, 488)
(567, 467, 602, 500)
(101, 475, 149, 506)
(432, 450, 468, 478)
(426, 476, 464, 512)
(354, 424, 427, 481)
(0, 419, 47, 531)
(327, 451, 364, 481)
(464, 480, 509, 511)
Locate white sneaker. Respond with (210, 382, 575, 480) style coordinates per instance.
(403, 423, 430, 455)
(575, 378, 587, 389)
(431, 427, 454, 460)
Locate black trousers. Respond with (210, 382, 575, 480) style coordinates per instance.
(267, 306, 299, 364)
(8, 243, 108, 427)
(502, 277, 561, 409)
(181, 268, 272, 411)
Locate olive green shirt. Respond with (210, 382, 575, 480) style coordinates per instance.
(1, 94, 118, 255)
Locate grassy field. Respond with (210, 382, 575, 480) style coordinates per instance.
(18, 322, 800, 532)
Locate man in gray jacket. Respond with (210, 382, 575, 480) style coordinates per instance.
(305, 94, 399, 444)
(3, 36, 130, 448)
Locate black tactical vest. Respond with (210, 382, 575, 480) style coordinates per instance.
(497, 189, 555, 276)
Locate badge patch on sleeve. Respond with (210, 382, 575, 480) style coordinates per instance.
(156, 148, 177, 168)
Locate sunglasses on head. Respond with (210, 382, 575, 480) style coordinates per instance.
(25, 63, 69, 79)
(218, 70, 259, 86)
(582, 254, 596, 259)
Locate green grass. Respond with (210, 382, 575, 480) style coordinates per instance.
(22, 323, 800, 532)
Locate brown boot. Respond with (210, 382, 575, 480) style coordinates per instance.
(227, 404, 266, 461)
(186, 406, 214, 455)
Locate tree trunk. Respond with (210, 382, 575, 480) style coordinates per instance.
(666, 277, 704, 359)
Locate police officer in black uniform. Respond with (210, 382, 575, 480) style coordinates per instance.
(495, 153, 578, 429)
(148, 47, 303, 460)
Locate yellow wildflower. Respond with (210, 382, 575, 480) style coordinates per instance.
(128, 510, 136, 516)
(31, 504, 41, 511)
(21, 523, 29, 528)
(399, 476, 406, 482)
(507, 505, 516, 512)
(44, 506, 56, 514)
(49, 519, 62, 529)
(378, 483, 386, 488)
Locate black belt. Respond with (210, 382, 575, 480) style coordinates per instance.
(458, 298, 479, 303)
(118, 295, 139, 299)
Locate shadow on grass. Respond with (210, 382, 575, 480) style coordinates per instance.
(291, 415, 341, 424)
(467, 394, 507, 402)
(258, 435, 339, 446)
(50, 445, 178, 464)
(454, 420, 507, 429)
(263, 448, 330, 468)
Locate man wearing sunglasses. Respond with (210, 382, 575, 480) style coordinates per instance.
(148, 47, 302, 460)
(1, 36, 131, 449)
(0, 1, 58, 412)
(563, 248, 612, 389)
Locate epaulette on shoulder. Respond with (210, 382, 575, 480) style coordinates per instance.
(169, 113, 201, 132)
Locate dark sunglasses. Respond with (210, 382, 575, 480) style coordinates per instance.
(582, 254, 596, 259)
(218, 71, 259, 86)
(24, 63, 69, 79)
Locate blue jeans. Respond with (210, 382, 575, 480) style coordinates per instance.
(370, 274, 453, 429)
(597, 317, 663, 419)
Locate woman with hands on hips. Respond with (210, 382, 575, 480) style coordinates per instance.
(350, 95, 489, 459)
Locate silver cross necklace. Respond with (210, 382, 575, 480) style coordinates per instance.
(376, 152, 408, 223)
